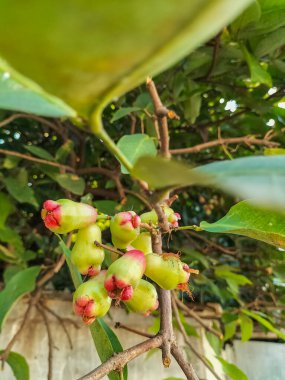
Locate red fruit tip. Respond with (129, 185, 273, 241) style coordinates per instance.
(41, 200, 61, 229)
(119, 211, 141, 229)
(105, 275, 133, 301)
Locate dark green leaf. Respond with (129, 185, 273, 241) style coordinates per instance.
(242, 309, 285, 340)
(201, 201, 285, 250)
(54, 173, 85, 195)
(3, 266, 22, 284)
(0, 351, 29, 380)
(117, 134, 157, 174)
(90, 319, 128, 380)
(55, 140, 74, 163)
(181, 248, 210, 268)
(111, 107, 141, 123)
(239, 314, 253, 342)
(218, 357, 248, 380)
(0, 192, 14, 228)
(94, 200, 119, 216)
(0, 266, 40, 330)
(4, 177, 38, 207)
(24, 144, 54, 161)
(242, 45, 272, 87)
(215, 266, 252, 286)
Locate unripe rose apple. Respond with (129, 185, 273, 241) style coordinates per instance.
(110, 211, 141, 249)
(131, 232, 152, 255)
(124, 279, 159, 316)
(145, 253, 194, 290)
(41, 199, 97, 234)
(73, 271, 111, 325)
(71, 224, 104, 276)
(140, 206, 181, 228)
(104, 250, 146, 301)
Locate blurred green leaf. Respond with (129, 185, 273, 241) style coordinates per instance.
(0, 59, 76, 117)
(239, 314, 253, 342)
(242, 309, 285, 340)
(111, 107, 141, 123)
(24, 144, 54, 161)
(55, 140, 74, 163)
(264, 148, 285, 156)
(218, 357, 248, 380)
(0, 192, 14, 228)
(3, 177, 38, 208)
(206, 331, 222, 355)
(0, 266, 40, 331)
(0, 0, 252, 116)
(0, 351, 29, 380)
(117, 134, 157, 174)
(224, 320, 238, 341)
(242, 45, 272, 87)
(201, 201, 285, 250)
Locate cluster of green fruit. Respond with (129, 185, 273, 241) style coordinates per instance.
(41, 199, 197, 325)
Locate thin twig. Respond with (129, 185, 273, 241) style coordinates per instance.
(94, 241, 123, 256)
(204, 32, 222, 80)
(175, 297, 223, 339)
(172, 298, 223, 380)
(115, 322, 155, 339)
(37, 305, 53, 380)
(0, 149, 75, 171)
(37, 254, 66, 287)
(170, 135, 279, 155)
(78, 335, 163, 380)
(40, 302, 73, 349)
(0, 289, 42, 366)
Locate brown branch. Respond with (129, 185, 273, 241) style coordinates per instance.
(146, 78, 171, 158)
(0, 148, 75, 171)
(191, 109, 248, 130)
(37, 305, 53, 380)
(204, 32, 222, 80)
(171, 344, 199, 380)
(175, 297, 223, 339)
(115, 322, 155, 339)
(78, 335, 163, 380)
(172, 297, 223, 380)
(37, 254, 66, 287)
(170, 135, 279, 155)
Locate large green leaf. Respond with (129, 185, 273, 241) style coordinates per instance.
(3, 177, 38, 208)
(0, 351, 29, 380)
(133, 155, 285, 211)
(0, 59, 76, 117)
(0, 266, 40, 331)
(7, 353, 29, 380)
(0, 0, 252, 117)
(90, 319, 128, 380)
(200, 201, 285, 249)
(117, 134, 157, 174)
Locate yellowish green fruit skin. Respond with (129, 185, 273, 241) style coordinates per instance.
(131, 232, 152, 255)
(145, 253, 187, 290)
(73, 271, 111, 320)
(71, 224, 104, 275)
(124, 279, 158, 315)
(140, 206, 174, 225)
(110, 212, 140, 249)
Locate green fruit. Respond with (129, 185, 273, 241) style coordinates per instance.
(124, 279, 158, 315)
(131, 232, 152, 255)
(73, 271, 111, 325)
(41, 199, 97, 234)
(71, 224, 104, 276)
(145, 253, 190, 290)
(110, 211, 140, 249)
